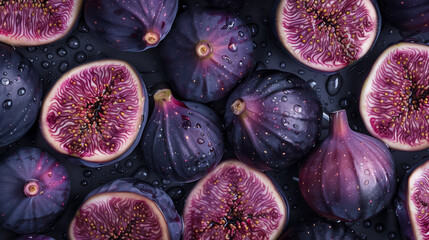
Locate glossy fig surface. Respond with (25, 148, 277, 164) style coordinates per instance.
(14, 235, 55, 240)
(142, 89, 224, 183)
(224, 69, 322, 170)
(0, 147, 71, 234)
(161, 8, 254, 103)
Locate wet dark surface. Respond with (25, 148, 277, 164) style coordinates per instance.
(1, 0, 429, 239)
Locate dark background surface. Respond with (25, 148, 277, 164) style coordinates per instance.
(1, 0, 429, 239)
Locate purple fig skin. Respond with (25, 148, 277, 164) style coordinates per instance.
(299, 110, 396, 222)
(208, 0, 251, 9)
(0, 147, 71, 234)
(161, 8, 254, 103)
(224, 69, 322, 170)
(84, 0, 178, 52)
(380, 0, 429, 33)
(0, 43, 42, 147)
(69, 178, 182, 240)
(396, 158, 429, 240)
(142, 89, 224, 183)
(14, 235, 56, 240)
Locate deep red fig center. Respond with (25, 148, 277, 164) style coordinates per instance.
(24, 180, 41, 197)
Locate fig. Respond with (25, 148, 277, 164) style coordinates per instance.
(68, 178, 182, 240)
(208, 0, 250, 9)
(273, 0, 380, 72)
(39, 59, 149, 166)
(379, 0, 429, 33)
(280, 218, 359, 239)
(183, 160, 288, 240)
(160, 8, 254, 103)
(224, 69, 322, 170)
(0, 0, 83, 46)
(14, 235, 55, 240)
(0, 147, 71, 234)
(396, 158, 429, 240)
(360, 42, 429, 151)
(84, 0, 178, 52)
(142, 88, 224, 183)
(299, 110, 396, 222)
(0, 43, 42, 147)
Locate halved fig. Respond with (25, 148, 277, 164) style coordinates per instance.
(39, 59, 149, 166)
(273, 0, 380, 72)
(396, 158, 429, 240)
(183, 160, 289, 240)
(0, 0, 83, 46)
(360, 42, 429, 151)
(69, 178, 182, 240)
(84, 0, 178, 52)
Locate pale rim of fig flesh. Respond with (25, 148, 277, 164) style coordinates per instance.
(405, 161, 429, 240)
(360, 42, 429, 151)
(0, 0, 83, 46)
(40, 59, 146, 163)
(275, 0, 378, 72)
(183, 160, 288, 240)
(68, 192, 170, 240)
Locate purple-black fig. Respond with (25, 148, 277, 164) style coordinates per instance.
(0, 147, 71, 234)
(273, 0, 380, 72)
(68, 178, 182, 240)
(183, 160, 289, 240)
(360, 42, 429, 151)
(379, 0, 429, 33)
(39, 59, 148, 166)
(396, 158, 429, 240)
(224, 69, 322, 170)
(84, 0, 178, 52)
(208, 0, 250, 9)
(299, 110, 396, 222)
(0, 43, 42, 147)
(142, 89, 224, 183)
(14, 235, 55, 240)
(0, 0, 83, 46)
(161, 8, 254, 103)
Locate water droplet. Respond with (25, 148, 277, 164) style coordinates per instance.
(83, 170, 92, 178)
(197, 138, 205, 144)
(2, 99, 12, 109)
(42, 47, 48, 53)
(134, 167, 149, 180)
(363, 220, 372, 228)
(126, 160, 133, 168)
(222, 18, 235, 30)
(298, 70, 305, 75)
(181, 119, 191, 130)
(57, 48, 67, 57)
(238, 31, 244, 37)
(86, 44, 94, 52)
(67, 37, 80, 49)
(17, 87, 26, 96)
(281, 118, 289, 126)
(1, 77, 10, 85)
(75, 51, 87, 63)
(247, 23, 259, 37)
(59, 61, 69, 73)
(167, 187, 184, 200)
(401, 162, 410, 171)
(280, 62, 286, 68)
(81, 180, 88, 186)
(326, 74, 343, 96)
(228, 37, 238, 52)
(222, 55, 233, 64)
(110, 169, 117, 175)
(260, 41, 267, 48)
(282, 184, 288, 191)
(339, 97, 351, 109)
(33, 97, 38, 102)
(388, 231, 397, 239)
(281, 96, 288, 102)
(293, 124, 299, 129)
(26, 46, 37, 53)
(364, 169, 370, 175)
(293, 104, 302, 113)
(307, 79, 316, 88)
(267, 51, 272, 57)
(364, 180, 369, 185)
(375, 223, 384, 232)
(238, 60, 243, 67)
(41, 61, 50, 69)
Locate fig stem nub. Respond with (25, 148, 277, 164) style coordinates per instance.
(330, 109, 351, 137)
(24, 180, 41, 197)
(154, 89, 172, 102)
(144, 31, 160, 46)
(231, 98, 246, 115)
(196, 41, 213, 59)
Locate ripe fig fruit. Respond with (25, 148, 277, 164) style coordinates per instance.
(279, 218, 359, 239)
(69, 178, 182, 240)
(299, 110, 396, 222)
(208, 0, 250, 9)
(360, 42, 429, 151)
(14, 235, 55, 240)
(161, 8, 254, 103)
(84, 0, 178, 52)
(39, 59, 149, 166)
(183, 160, 288, 239)
(0, 43, 42, 147)
(224, 69, 322, 170)
(273, 0, 380, 72)
(379, 0, 429, 33)
(0, 0, 83, 46)
(396, 158, 429, 240)
(142, 89, 224, 183)
(0, 147, 71, 234)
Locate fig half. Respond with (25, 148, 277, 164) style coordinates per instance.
(40, 59, 149, 166)
(69, 178, 182, 240)
(183, 160, 289, 240)
(273, 0, 380, 72)
(360, 42, 429, 151)
(0, 0, 83, 46)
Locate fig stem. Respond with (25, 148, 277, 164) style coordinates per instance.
(196, 41, 213, 59)
(23, 180, 41, 197)
(329, 110, 351, 137)
(231, 98, 246, 115)
(143, 31, 160, 46)
(153, 89, 172, 102)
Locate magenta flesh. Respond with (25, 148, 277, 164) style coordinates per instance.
(0, 147, 71, 234)
(183, 160, 288, 240)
